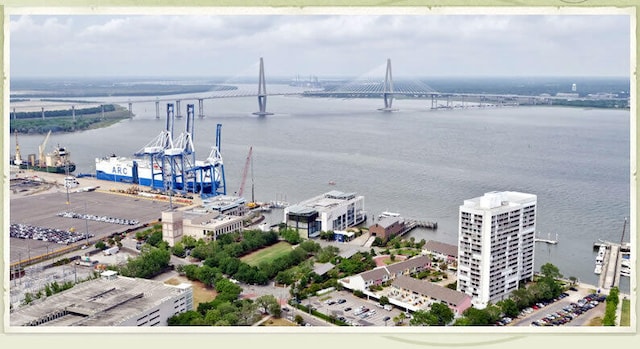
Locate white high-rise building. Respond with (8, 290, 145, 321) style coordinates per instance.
(457, 191, 537, 308)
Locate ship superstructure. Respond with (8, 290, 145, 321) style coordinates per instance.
(13, 130, 77, 174)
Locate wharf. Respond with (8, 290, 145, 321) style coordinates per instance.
(597, 243, 622, 290)
(398, 219, 438, 236)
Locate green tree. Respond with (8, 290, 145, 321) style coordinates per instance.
(171, 242, 186, 258)
(95, 241, 107, 250)
(430, 303, 455, 325)
(409, 310, 437, 326)
(379, 296, 390, 306)
(498, 299, 519, 319)
(180, 235, 198, 249)
(255, 294, 278, 314)
(146, 230, 164, 247)
(268, 303, 282, 318)
(294, 314, 304, 325)
(23, 292, 33, 305)
(168, 310, 203, 326)
(540, 263, 562, 279)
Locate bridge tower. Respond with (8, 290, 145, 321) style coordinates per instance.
(253, 57, 273, 116)
(176, 100, 182, 118)
(198, 98, 205, 118)
(378, 58, 398, 112)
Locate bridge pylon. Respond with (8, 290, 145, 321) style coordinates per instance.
(378, 58, 398, 112)
(253, 57, 273, 117)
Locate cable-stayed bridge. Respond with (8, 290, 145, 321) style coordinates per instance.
(10, 57, 585, 119)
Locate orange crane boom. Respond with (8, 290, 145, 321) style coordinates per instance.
(238, 146, 253, 197)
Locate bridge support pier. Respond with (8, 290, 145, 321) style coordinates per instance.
(13, 107, 16, 120)
(155, 98, 160, 119)
(253, 57, 273, 116)
(101, 104, 105, 119)
(72, 105, 76, 120)
(42, 107, 45, 120)
(378, 58, 398, 112)
(128, 102, 133, 118)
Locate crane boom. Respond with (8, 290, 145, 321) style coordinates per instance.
(39, 130, 52, 166)
(238, 146, 253, 197)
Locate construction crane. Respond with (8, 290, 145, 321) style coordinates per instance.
(237, 146, 256, 207)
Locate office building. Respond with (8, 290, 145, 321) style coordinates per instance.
(284, 190, 366, 238)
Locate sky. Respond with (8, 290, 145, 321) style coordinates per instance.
(7, 9, 632, 79)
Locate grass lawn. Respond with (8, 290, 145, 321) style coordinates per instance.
(621, 299, 631, 326)
(261, 317, 297, 326)
(165, 276, 217, 309)
(241, 241, 293, 266)
(588, 317, 603, 326)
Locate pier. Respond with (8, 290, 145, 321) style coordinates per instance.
(398, 219, 438, 236)
(597, 242, 623, 290)
(534, 232, 558, 245)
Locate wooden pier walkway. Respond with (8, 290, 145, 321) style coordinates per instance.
(398, 219, 438, 236)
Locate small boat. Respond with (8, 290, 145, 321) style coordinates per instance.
(328, 180, 336, 185)
(594, 264, 603, 275)
(620, 268, 631, 277)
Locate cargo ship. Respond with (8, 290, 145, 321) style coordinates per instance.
(12, 130, 76, 174)
(95, 145, 224, 196)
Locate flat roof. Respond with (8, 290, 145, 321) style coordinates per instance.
(10, 275, 190, 327)
(373, 216, 401, 229)
(462, 191, 536, 211)
(287, 205, 318, 215)
(295, 191, 362, 213)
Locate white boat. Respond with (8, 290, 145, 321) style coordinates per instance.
(620, 268, 631, 277)
(594, 264, 603, 275)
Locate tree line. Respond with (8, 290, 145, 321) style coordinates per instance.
(12, 104, 116, 119)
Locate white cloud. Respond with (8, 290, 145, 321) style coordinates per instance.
(8, 13, 631, 78)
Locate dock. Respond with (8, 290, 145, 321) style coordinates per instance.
(534, 232, 558, 245)
(597, 242, 623, 290)
(398, 219, 438, 236)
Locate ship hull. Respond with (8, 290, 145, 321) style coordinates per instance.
(19, 163, 76, 174)
(96, 156, 219, 193)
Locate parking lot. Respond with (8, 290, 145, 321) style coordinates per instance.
(306, 289, 405, 326)
(10, 190, 173, 264)
(510, 287, 606, 327)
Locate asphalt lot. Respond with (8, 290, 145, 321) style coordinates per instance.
(306, 289, 404, 326)
(510, 286, 605, 327)
(10, 189, 173, 264)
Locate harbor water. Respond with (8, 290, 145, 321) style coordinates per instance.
(10, 90, 631, 292)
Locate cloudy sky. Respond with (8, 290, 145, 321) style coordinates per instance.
(8, 9, 632, 79)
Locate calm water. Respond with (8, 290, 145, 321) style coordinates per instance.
(12, 90, 631, 291)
